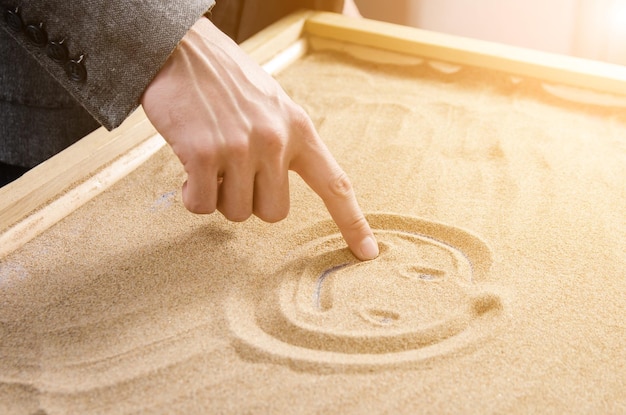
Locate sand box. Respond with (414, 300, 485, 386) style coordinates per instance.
(1, 48, 626, 414)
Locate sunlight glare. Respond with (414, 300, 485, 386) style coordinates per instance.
(611, 2, 626, 31)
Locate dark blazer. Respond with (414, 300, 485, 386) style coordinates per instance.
(0, 0, 214, 167)
(211, 0, 343, 43)
(0, 29, 101, 167)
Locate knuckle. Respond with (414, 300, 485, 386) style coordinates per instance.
(226, 139, 249, 162)
(328, 170, 354, 198)
(347, 215, 370, 233)
(292, 104, 311, 125)
(264, 131, 288, 153)
(179, 142, 217, 168)
(194, 150, 216, 167)
(292, 107, 316, 136)
(254, 124, 288, 152)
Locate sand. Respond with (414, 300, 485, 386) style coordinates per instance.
(1, 47, 626, 414)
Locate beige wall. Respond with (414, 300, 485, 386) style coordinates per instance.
(354, 0, 626, 65)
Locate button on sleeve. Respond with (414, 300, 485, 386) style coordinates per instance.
(4, 6, 24, 32)
(25, 22, 48, 46)
(47, 38, 69, 62)
(65, 54, 87, 82)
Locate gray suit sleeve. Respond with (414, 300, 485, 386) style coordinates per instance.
(1, 0, 215, 130)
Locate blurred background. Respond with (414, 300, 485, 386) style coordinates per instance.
(354, 0, 626, 65)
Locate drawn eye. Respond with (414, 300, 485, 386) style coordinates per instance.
(402, 266, 446, 282)
(359, 308, 400, 326)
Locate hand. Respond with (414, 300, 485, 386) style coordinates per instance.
(342, 0, 362, 17)
(140, 17, 379, 260)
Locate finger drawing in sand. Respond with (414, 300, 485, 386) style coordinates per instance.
(227, 214, 505, 372)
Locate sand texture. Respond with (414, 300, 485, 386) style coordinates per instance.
(1, 48, 626, 414)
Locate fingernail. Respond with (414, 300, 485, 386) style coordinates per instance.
(359, 236, 379, 260)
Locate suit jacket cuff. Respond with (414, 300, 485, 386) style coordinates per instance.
(1, 0, 216, 130)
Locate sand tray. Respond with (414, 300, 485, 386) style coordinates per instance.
(2, 11, 626, 414)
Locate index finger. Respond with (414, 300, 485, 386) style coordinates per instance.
(291, 134, 379, 261)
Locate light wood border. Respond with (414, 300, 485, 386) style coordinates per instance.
(305, 12, 626, 96)
(2, 10, 625, 258)
(0, 108, 156, 233)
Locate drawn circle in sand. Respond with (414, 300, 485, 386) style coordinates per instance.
(227, 214, 505, 372)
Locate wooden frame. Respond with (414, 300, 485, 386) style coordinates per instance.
(1, 10, 625, 258)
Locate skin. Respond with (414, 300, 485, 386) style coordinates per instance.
(140, 16, 379, 261)
(342, 0, 362, 17)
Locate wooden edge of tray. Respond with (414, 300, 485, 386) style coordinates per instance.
(304, 12, 626, 96)
(0, 108, 158, 234)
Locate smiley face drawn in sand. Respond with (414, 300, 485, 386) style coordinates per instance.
(227, 214, 505, 372)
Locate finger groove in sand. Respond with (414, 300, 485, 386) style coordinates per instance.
(227, 214, 505, 372)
